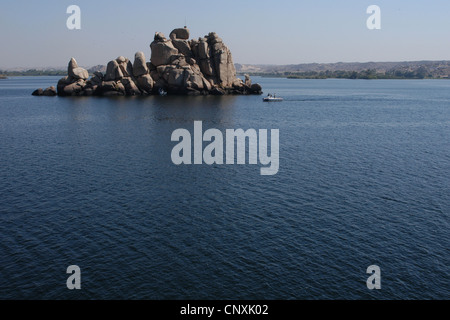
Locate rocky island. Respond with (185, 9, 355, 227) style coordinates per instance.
(32, 28, 262, 97)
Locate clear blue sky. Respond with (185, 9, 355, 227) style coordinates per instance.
(1, 0, 450, 68)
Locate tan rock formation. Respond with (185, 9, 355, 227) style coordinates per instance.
(46, 27, 262, 97)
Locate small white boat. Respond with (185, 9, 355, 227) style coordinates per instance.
(263, 94, 283, 102)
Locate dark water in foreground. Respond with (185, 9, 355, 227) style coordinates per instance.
(0, 77, 448, 299)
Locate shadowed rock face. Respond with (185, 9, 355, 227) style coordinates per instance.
(42, 28, 262, 97)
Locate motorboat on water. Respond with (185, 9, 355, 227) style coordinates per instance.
(263, 94, 283, 102)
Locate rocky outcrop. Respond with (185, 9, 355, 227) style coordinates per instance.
(56, 58, 91, 96)
(147, 28, 261, 95)
(43, 86, 57, 96)
(34, 27, 262, 97)
(32, 86, 57, 96)
(32, 88, 44, 96)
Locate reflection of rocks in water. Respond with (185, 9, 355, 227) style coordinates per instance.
(151, 95, 238, 125)
(34, 27, 263, 97)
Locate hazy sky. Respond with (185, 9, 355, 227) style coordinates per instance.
(1, 0, 450, 68)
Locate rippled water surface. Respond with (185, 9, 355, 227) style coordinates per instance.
(0, 77, 449, 299)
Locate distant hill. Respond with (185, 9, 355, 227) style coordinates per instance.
(88, 65, 107, 74)
(2, 61, 450, 79)
(235, 61, 450, 79)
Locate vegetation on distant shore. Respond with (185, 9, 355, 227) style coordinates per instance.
(239, 68, 449, 80)
(237, 61, 450, 80)
(3, 64, 449, 80)
(0, 69, 66, 77)
(0, 65, 105, 78)
(289, 68, 440, 79)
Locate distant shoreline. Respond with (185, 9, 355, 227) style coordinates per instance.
(236, 60, 450, 80)
(2, 66, 450, 80)
(0, 70, 66, 77)
(237, 72, 450, 80)
(2, 73, 449, 80)
(3, 60, 450, 80)
(2, 74, 449, 80)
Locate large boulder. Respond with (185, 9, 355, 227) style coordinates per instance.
(207, 34, 237, 88)
(210, 87, 226, 95)
(116, 56, 133, 77)
(250, 83, 263, 94)
(56, 69, 87, 96)
(185, 72, 204, 91)
(199, 59, 214, 76)
(167, 67, 186, 88)
(154, 32, 166, 42)
(100, 81, 118, 92)
(68, 57, 89, 80)
(172, 39, 192, 58)
(91, 72, 104, 85)
(32, 88, 44, 96)
(133, 51, 149, 77)
(63, 79, 86, 96)
(57, 76, 71, 95)
(105, 60, 123, 81)
(72, 67, 89, 80)
(150, 69, 160, 81)
(136, 74, 154, 94)
(43, 86, 57, 96)
(150, 32, 180, 67)
(68, 58, 78, 75)
(121, 77, 141, 95)
(197, 38, 210, 59)
(190, 39, 200, 57)
(196, 38, 214, 76)
(170, 28, 190, 40)
(208, 32, 222, 44)
(68, 57, 78, 68)
(202, 77, 212, 91)
(150, 40, 179, 67)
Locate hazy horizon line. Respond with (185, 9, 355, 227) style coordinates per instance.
(2, 59, 450, 71)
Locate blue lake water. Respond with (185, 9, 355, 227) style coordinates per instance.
(0, 76, 449, 299)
